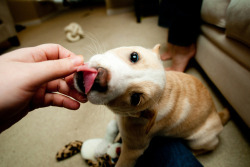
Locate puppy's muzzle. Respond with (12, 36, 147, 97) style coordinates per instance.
(91, 67, 108, 92)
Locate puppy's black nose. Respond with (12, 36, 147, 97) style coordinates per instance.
(92, 67, 108, 92)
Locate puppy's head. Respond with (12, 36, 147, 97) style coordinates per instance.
(74, 44, 166, 117)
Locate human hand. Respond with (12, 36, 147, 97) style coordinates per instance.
(0, 44, 86, 132)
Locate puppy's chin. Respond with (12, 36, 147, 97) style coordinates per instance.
(87, 91, 110, 105)
(105, 106, 140, 117)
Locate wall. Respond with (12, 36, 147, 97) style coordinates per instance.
(105, 0, 134, 15)
(7, 0, 57, 24)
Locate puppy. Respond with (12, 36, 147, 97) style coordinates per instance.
(74, 44, 229, 167)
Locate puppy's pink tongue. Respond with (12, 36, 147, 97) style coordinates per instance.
(77, 64, 98, 94)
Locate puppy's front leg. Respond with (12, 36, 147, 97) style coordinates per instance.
(116, 142, 146, 167)
(115, 116, 151, 167)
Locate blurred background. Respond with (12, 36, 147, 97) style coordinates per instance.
(0, 0, 161, 53)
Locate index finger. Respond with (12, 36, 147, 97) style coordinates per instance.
(34, 44, 77, 61)
(5, 44, 77, 63)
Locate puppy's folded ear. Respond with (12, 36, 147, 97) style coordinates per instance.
(152, 44, 161, 58)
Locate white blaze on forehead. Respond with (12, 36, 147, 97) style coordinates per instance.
(87, 49, 166, 104)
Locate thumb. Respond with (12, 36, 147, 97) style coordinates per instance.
(29, 56, 84, 86)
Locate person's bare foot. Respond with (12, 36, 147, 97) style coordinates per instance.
(161, 43, 196, 72)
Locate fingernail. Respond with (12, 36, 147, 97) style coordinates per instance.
(72, 56, 84, 66)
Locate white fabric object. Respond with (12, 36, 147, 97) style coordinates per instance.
(107, 143, 122, 159)
(64, 22, 84, 42)
(81, 120, 120, 161)
(81, 138, 103, 161)
(94, 120, 119, 157)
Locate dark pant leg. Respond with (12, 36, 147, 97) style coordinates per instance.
(158, 0, 203, 46)
(135, 137, 203, 167)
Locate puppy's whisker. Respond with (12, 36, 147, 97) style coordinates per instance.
(85, 46, 96, 55)
(85, 34, 100, 54)
(86, 32, 104, 52)
(85, 32, 105, 54)
(82, 47, 95, 56)
(86, 42, 97, 55)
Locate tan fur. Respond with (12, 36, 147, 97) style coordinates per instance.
(83, 45, 230, 167)
(107, 82, 162, 116)
(114, 71, 227, 167)
(153, 72, 217, 138)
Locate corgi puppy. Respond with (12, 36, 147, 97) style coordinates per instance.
(74, 44, 229, 167)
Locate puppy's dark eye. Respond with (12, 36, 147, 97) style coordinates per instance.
(130, 52, 139, 63)
(130, 93, 141, 106)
